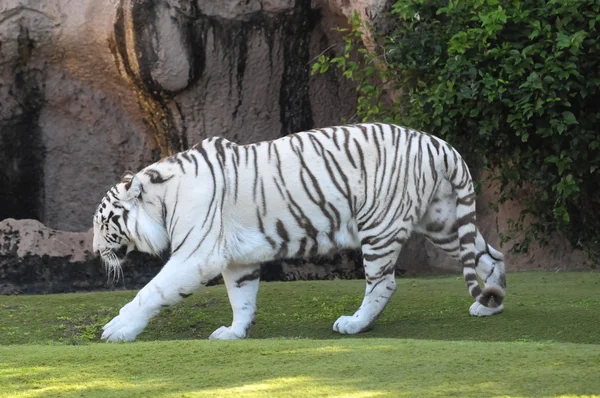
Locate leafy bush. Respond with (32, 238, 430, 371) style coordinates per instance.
(313, 0, 600, 262)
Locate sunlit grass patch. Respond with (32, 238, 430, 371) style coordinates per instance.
(1, 339, 599, 397)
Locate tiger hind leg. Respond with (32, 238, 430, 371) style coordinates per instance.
(209, 263, 261, 340)
(333, 237, 404, 334)
(416, 184, 506, 316)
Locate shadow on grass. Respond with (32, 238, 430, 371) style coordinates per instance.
(1, 339, 599, 397)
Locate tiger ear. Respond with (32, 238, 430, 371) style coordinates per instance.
(121, 171, 135, 189)
(123, 174, 142, 202)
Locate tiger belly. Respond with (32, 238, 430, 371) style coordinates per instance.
(225, 220, 361, 265)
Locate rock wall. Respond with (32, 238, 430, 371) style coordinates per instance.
(0, 0, 358, 232)
(0, 0, 160, 232)
(0, 219, 165, 294)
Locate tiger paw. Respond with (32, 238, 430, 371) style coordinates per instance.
(333, 315, 369, 335)
(208, 325, 246, 340)
(469, 302, 504, 317)
(101, 313, 148, 342)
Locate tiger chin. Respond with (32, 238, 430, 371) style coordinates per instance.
(92, 122, 507, 343)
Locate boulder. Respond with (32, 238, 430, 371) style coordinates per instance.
(0, 218, 163, 294)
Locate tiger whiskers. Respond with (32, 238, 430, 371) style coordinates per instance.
(101, 250, 125, 285)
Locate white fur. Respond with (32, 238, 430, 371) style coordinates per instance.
(334, 316, 369, 334)
(127, 204, 170, 256)
(101, 301, 151, 342)
(470, 302, 504, 316)
(208, 265, 260, 340)
(93, 123, 507, 342)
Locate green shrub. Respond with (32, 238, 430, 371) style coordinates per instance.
(314, 0, 600, 263)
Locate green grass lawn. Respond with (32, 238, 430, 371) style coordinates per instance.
(1, 272, 599, 397)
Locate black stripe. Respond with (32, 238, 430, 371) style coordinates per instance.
(461, 252, 476, 263)
(252, 146, 259, 200)
(455, 212, 476, 229)
(235, 269, 260, 287)
(341, 127, 357, 168)
(190, 152, 199, 176)
(168, 183, 180, 236)
(296, 237, 308, 257)
(459, 231, 476, 246)
(176, 157, 185, 173)
(457, 193, 476, 206)
(486, 244, 503, 261)
(144, 169, 173, 184)
(425, 234, 457, 246)
(112, 215, 125, 236)
(364, 249, 396, 262)
(172, 227, 194, 254)
(276, 219, 290, 242)
(475, 251, 486, 268)
(257, 209, 276, 248)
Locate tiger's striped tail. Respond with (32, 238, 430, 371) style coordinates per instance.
(446, 148, 505, 310)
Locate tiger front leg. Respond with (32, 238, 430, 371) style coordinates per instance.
(209, 264, 260, 340)
(101, 256, 224, 342)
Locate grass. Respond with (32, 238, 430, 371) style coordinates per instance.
(2, 339, 599, 397)
(1, 272, 599, 397)
(2, 272, 599, 345)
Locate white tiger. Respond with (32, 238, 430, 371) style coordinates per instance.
(93, 123, 506, 342)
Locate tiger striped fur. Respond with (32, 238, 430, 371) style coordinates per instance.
(93, 122, 506, 342)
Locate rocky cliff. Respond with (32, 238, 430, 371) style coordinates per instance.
(0, 0, 360, 232)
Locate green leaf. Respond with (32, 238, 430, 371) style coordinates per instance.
(311, 63, 320, 75)
(556, 33, 571, 49)
(563, 111, 578, 125)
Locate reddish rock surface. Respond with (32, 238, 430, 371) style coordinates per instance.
(0, 0, 357, 232)
(0, 218, 165, 294)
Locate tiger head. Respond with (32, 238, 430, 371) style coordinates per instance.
(92, 170, 169, 278)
